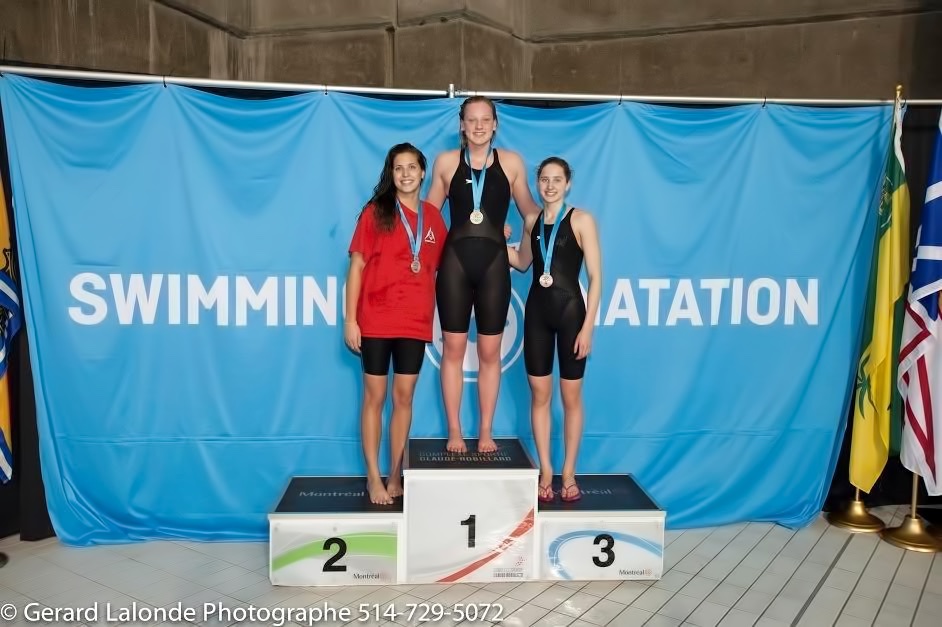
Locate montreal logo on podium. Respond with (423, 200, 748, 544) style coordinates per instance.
(425, 289, 526, 382)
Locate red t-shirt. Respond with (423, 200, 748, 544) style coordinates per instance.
(348, 200, 447, 342)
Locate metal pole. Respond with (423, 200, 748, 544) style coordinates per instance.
(3, 65, 942, 105)
(0, 66, 449, 97)
(911, 472, 920, 519)
(454, 88, 900, 106)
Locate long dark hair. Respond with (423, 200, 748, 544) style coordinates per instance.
(459, 96, 498, 149)
(367, 143, 427, 233)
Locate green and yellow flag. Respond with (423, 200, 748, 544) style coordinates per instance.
(849, 93, 911, 493)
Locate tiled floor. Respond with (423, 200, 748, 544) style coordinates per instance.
(0, 505, 939, 626)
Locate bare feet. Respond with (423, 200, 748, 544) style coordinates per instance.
(447, 431, 467, 453)
(367, 477, 393, 505)
(386, 479, 403, 499)
(477, 435, 498, 454)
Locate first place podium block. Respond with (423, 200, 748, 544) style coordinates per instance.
(403, 438, 538, 584)
(537, 474, 665, 581)
(268, 476, 402, 587)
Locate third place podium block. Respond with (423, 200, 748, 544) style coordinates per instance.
(403, 438, 538, 584)
(537, 474, 665, 581)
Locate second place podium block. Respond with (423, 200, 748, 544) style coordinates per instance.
(268, 476, 403, 586)
(403, 438, 538, 584)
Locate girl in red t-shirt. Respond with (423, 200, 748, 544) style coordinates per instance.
(344, 142, 447, 505)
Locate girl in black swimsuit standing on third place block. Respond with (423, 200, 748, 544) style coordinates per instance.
(426, 96, 541, 454)
(508, 157, 602, 503)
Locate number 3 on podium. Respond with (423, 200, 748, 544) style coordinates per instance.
(593, 533, 614, 567)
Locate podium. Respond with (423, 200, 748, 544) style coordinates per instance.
(268, 439, 665, 586)
(268, 476, 402, 586)
(403, 438, 538, 583)
(537, 474, 665, 581)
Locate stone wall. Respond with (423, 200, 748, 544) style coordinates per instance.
(0, 0, 939, 98)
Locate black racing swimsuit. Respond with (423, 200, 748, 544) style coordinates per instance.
(524, 209, 588, 380)
(435, 149, 512, 335)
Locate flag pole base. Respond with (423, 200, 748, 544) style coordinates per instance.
(880, 515, 942, 553)
(0, 552, 7, 568)
(826, 498, 886, 533)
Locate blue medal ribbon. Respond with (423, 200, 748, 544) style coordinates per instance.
(464, 146, 492, 213)
(538, 205, 571, 282)
(396, 198, 423, 270)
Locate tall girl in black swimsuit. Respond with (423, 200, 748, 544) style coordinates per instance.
(427, 96, 541, 454)
(508, 157, 602, 502)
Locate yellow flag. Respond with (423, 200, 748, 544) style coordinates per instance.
(849, 95, 911, 493)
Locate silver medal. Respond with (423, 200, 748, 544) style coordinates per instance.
(539, 273, 554, 288)
(470, 209, 484, 225)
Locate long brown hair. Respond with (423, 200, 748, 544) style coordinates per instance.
(365, 143, 427, 232)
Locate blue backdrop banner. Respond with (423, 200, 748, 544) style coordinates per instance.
(0, 74, 890, 544)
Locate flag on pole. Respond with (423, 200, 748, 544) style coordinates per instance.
(897, 111, 942, 495)
(849, 94, 911, 494)
(0, 169, 21, 484)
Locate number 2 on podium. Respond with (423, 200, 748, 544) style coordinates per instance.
(323, 537, 347, 572)
(460, 514, 476, 548)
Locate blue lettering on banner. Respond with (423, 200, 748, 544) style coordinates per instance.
(0, 72, 890, 544)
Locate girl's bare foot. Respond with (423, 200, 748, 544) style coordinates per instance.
(367, 476, 393, 505)
(446, 431, 467, 453)
(477, 435, 498, 453)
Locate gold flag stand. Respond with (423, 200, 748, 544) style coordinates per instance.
(0, 552, 7, 568)
(827, 488, 886, 532)
(880, 473, 942, 552)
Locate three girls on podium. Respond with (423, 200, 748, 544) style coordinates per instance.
(344, 97, 602, 506)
